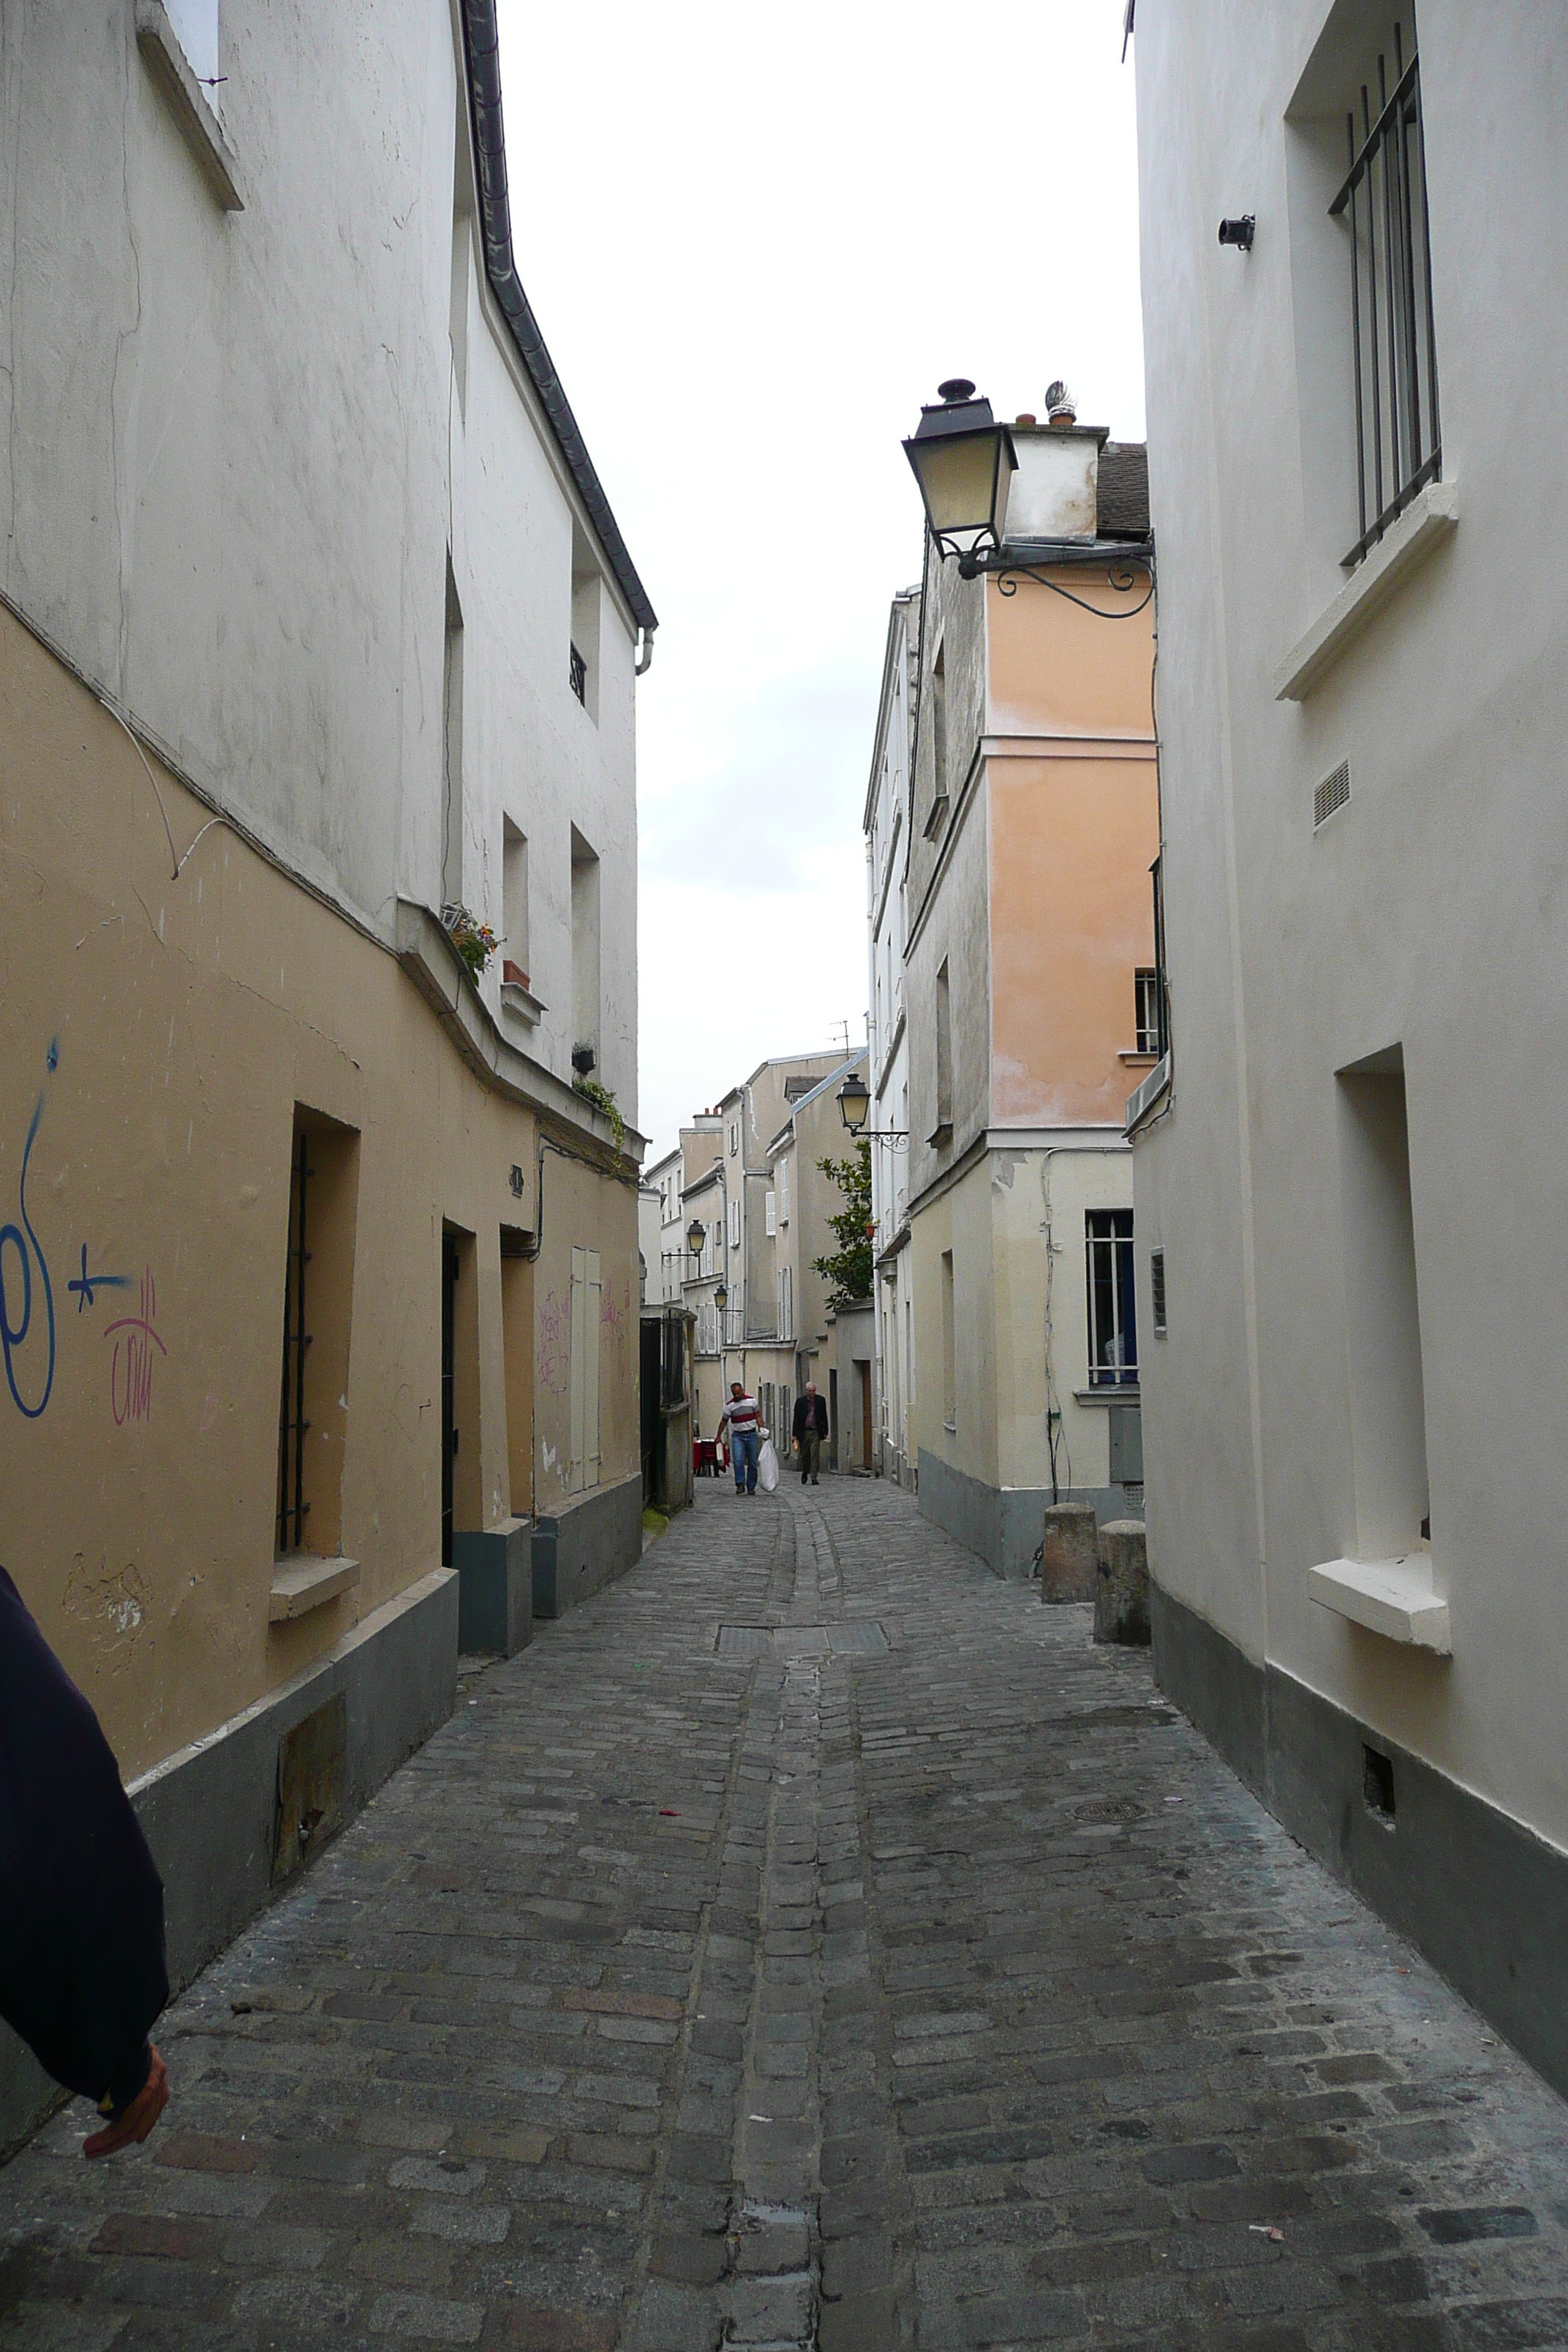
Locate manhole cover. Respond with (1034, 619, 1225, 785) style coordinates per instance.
(715, 1623, 888, 1658)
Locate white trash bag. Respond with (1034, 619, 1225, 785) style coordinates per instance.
(756, 1431, 780, 1493)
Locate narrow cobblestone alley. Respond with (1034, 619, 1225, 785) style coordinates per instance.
(5, 1478, 1568, 2351)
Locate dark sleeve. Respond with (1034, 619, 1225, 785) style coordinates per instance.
(0, 1567, 167, 2110)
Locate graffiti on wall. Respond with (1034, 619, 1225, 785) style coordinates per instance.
(1, 1085, 56, 1420)
(107, 1270, 166, 1426)
(2, 1044, 159, 1427)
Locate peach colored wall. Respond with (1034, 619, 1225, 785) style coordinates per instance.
(982, 571, 1158, 1129)
(0, 601, 639, 1779)
(986, 571, 1156, 742)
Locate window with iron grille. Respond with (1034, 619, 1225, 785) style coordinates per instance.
(1150, 1247, 1167, 1337)
(1086, 1209, 1138, 1388)
(1330, 20, 1439, 568)
(569, 641, 587, 705)
(1134, 969, 1161, 1055)
(276, 1131, 312, 1553)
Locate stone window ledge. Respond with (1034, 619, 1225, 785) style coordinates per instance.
(270, 1556, 361, 1623)
(1308, 1553, 1450, 1652)
(1274, 480, 1458, 702)
(135, 0, 244, 211)
(1073, 1387, 1142, 1406)
(501, 977, 545, 1027)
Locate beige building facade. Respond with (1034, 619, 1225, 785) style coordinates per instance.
(0, 0, 650, 2142)
(888, 410, 1161, 1575)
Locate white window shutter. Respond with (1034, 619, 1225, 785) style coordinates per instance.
(569, 1245, 587, 1492)
(765, 1191, 777, 1237)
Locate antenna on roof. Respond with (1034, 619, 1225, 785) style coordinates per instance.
(833, 1019, 851, 1058)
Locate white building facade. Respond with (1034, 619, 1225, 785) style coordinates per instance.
(1130, 0, 1568, 2090)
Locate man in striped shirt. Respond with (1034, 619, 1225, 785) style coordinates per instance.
(717, 1383, 762, 1496)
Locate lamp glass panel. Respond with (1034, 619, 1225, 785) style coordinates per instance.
(914, 432, 997, 536)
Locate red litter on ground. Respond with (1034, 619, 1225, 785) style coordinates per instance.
(660, 1809, 680, 1817)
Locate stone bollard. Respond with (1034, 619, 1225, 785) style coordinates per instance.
(1039, 1502, 1098, 1603)
(1095, 1519, 1151, 1646)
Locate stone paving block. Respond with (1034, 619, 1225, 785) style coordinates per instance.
(5, 1479, 1568, 2348)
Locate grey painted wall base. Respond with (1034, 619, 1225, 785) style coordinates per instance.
(917, 1449, 1129, 1579)
(0, 1566, 457, 2163)
(453, 1518, 532, 1656)
(530, 1473, 643, 1621)
(1152, 1581, 1568, 2104)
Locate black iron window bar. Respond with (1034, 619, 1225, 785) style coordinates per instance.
(1330, 26, 1440, 570)
(275, 1131, 312, 1556)
(569, 642, 587, 705)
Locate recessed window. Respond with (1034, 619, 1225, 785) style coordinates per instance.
(1134, 969, 1161, 1055)
(276, 1109, 360, 1564)
(1086, 1210, 1138, 1388)
(1335, 1049, 1429, 1557)
(1330, 19, 1439, 566)
(570, 529, 600, 720)
(941, 1250, 956, 1431)
(1150, 1247, 1167, 1337)
(933, 960, 953, 1136)
(570, 826, 600, 1067)
(502, 818, 529, 988)
(442, 559, 465, 911)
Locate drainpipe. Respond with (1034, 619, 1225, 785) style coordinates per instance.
(636, 625, 656, 676)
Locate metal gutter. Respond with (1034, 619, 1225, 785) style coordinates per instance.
(459, 0, 657, 639)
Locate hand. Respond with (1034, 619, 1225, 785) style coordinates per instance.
(83, 2046, 168, 2159)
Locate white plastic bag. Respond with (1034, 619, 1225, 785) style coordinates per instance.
(756, 1436, 780, 1493)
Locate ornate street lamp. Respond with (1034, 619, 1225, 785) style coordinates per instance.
(686, 1218, 705, 1261)
(837, 1073, 908, 1144)
(902, 380, 1016, 574)
(837, 1072, 872, 1135)
(714, 1280, 728, 1315)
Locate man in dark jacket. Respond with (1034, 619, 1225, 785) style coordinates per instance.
(792, 1382, 829, 1485)
(0, 1565, 170, 2157)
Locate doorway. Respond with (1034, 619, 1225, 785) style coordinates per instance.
(858, 1360, 872, 1469)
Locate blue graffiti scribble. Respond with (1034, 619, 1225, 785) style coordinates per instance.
(0, 1094, 56, 1418)
(45, 1039, 59, 1074)
(69, 1245, 133, 1313)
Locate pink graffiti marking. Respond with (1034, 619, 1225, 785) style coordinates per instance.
(105, 1268, 167, 1425)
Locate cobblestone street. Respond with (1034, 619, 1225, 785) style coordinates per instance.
(5, 1477, 1568, 2350)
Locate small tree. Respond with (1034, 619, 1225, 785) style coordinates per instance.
(812, 1139, 873, 1308)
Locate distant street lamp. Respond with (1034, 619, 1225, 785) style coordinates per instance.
(902, 380, 1016, 576)
(714, 1280, 728, 1316)
(837, 1072, 908, 1143)
(686, 1217, 705, 1262)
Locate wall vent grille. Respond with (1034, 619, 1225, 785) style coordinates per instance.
(1314, 760, 1352, 829)
(1150, 1248, 1167, 1335)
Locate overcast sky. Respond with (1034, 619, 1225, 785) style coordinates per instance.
(497, 0, 1147, 1165)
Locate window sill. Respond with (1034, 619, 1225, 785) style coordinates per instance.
(270, 1556, 361, 1623)
(1125, 1052, 1171, 1137)
(501, 978, 545, 1027)
(1307, 1553, 1450, 1653)
(135, 0, 244, 211)
(922, 794, 950, 841)
(927, 1121, 953, 1148)
(1073, 1387, 1141, 1406)
(1274, 479, 1458, 702)
(1118, 1050, 1158, 1066)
